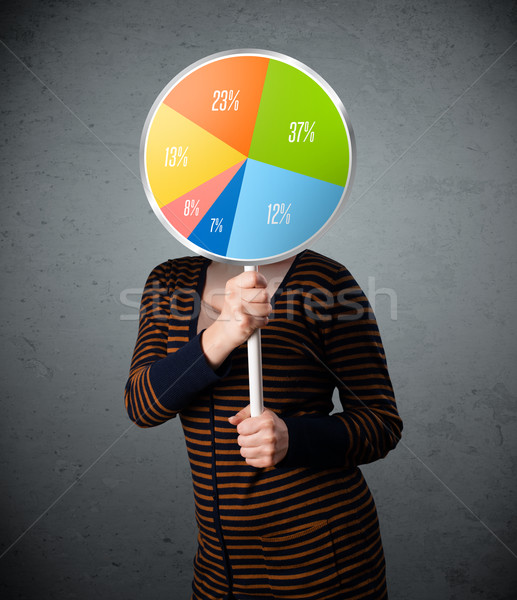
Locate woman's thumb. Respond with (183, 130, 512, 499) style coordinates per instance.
(228, 404, 251, 425)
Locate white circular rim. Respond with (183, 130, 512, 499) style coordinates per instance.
(139, 48, 356, 265)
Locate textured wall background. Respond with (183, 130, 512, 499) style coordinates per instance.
(1, 1, 516, 598)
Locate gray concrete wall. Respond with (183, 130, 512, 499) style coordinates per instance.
(1, 1, 515, 598)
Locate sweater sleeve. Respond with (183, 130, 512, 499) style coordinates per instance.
(278, 265, 403, 469)
(124, 262, 232, 428)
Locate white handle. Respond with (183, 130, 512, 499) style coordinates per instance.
(244, 265, 264, 417)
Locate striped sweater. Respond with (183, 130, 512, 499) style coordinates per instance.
(124, 249, 403, 600)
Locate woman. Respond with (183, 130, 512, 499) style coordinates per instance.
(124, 248, 403, 600)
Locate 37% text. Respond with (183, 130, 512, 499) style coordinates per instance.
(288, 121, 315, 143)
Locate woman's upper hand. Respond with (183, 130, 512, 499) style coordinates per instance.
(219, 269, 272, 347)
(229, 404, 289, 468)
(201, 270, 272, 369)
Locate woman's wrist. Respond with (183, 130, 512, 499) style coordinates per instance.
(200, 321, 235, 370)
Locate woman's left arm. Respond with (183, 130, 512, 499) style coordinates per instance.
(277, 265, 403, 469)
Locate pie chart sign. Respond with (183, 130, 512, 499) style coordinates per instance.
(140, 49, 355, 265)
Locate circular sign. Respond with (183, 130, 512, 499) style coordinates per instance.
(140, 49, 355, 265)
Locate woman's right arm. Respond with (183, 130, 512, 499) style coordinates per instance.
(124, 263, 271, 428)
(124, 262, 230, 427)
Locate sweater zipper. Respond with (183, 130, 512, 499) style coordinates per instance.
(209, 390, 233, 594)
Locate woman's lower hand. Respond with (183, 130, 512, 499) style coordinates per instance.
(229, 404, 289, 468)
